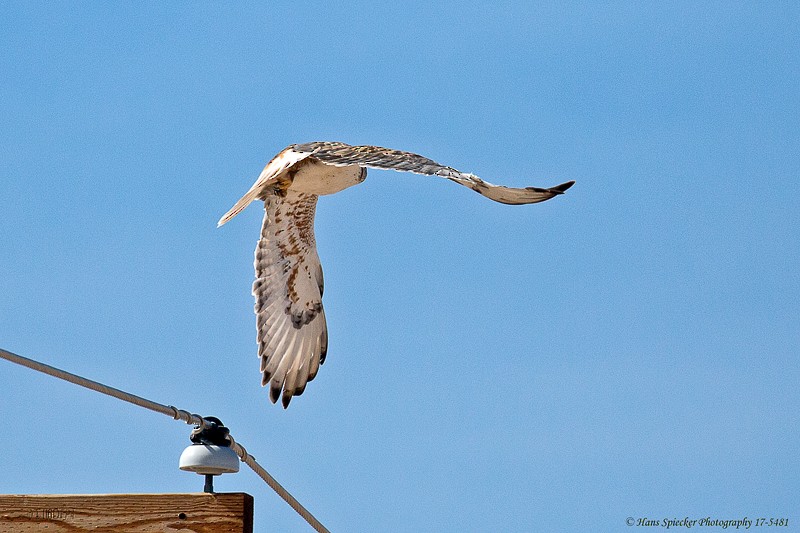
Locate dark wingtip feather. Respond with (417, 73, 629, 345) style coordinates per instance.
(269, 383, 281, 404)
(319, 341, 328, 365)
(550, 180, 575, 194)
(282, 392, 292, 409)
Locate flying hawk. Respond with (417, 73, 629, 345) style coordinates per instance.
(218, 141, 574, 408)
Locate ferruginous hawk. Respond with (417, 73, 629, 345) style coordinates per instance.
(218, 141, 574, 408)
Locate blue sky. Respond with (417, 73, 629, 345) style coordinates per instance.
(1, 2, 798, 531)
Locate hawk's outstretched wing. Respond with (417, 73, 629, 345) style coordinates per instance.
(253, 190, 327, 408)
(292, 141, 575, 204)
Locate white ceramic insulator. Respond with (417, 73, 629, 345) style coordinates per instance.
(179, 444, 240, 475)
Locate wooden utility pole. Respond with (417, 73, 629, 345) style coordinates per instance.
(0, 493, 253, 533)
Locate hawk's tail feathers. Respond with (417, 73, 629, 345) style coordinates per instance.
(217, 188, 260, 227)
(218, 147, 314, 227)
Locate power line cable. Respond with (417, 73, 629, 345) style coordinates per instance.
(0, 347, 330, 533)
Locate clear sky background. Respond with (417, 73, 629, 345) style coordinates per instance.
(1, 2, 798, 532)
